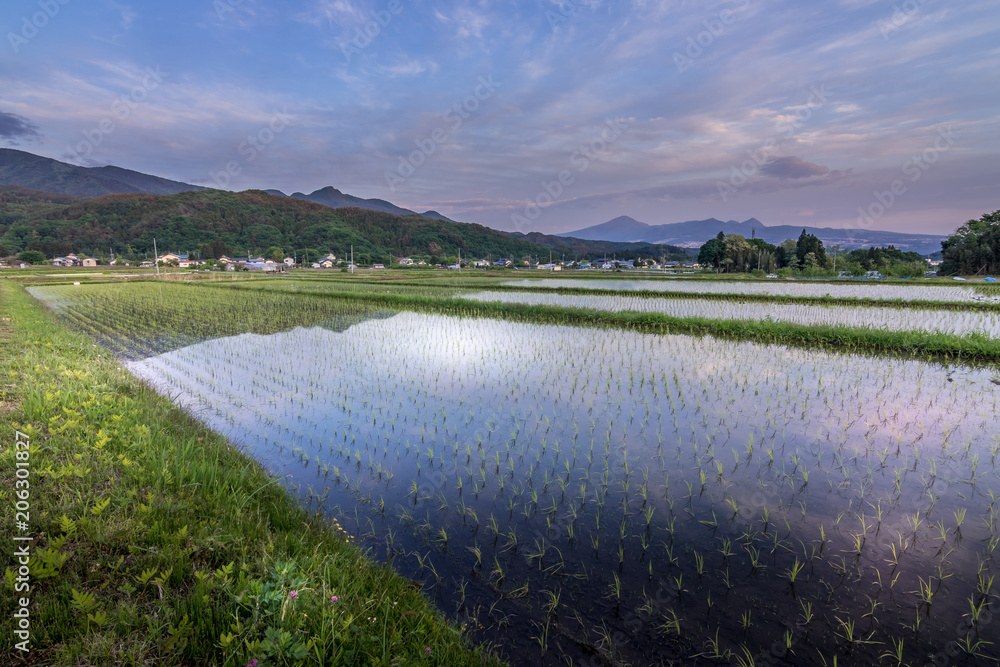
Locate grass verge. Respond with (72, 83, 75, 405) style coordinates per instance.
(0, 281, 502, 666)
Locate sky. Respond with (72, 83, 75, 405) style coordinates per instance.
(1, 0, 998, 236)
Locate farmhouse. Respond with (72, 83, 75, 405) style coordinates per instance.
(397, 257, 414, 265)
(82, 258, 98, 267)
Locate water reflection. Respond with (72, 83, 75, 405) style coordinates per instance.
(125, 312, 1000, 665)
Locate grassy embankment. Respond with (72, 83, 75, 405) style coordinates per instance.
(211, 281, 1000, 363)
(0, 281, 502, 666)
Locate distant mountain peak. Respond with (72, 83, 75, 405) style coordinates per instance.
(420, 210, 455, 222)
(562, 215, 946, 255)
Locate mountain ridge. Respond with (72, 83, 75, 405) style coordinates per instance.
(563, 215, 946, 255)
(0, 149, 456, 222)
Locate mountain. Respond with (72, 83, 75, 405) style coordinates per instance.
(0, 150, 453, 222)
(85, 165, 209, 195)
(506, 231, 695, 261)
(0, 187, 606, 262)
(563, 216, 947, 255)
(0, 149, 206, 197)
(420, 210, 455, 222)
(290, 186, 417, 217)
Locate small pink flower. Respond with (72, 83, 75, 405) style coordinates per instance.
(331, 595, 338, 602)
(247, 660, 258, 667)
(289, 590, 298, 599)
(424, 647, 431, 654)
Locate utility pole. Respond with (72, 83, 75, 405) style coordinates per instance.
(351, 245, 354, 274)
(153, 238, 160, 278)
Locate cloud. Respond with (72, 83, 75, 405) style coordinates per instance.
(761, 156, 831, 179)
(0, 111, 41, 145)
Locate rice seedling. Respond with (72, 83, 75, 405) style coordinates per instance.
(25, 278, 1000, 667)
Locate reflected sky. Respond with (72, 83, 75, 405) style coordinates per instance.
(122, 311, 1000, 665)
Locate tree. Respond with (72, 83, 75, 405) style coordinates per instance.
(698, 237, 726, 271)
(723, 234, 752, 272)
(18, 249, 46, 264)
(265, 246, 284, 263)
(776, 239, 798, 269)
(940, 210, 1000, 275)
(796, 230, 827, 269)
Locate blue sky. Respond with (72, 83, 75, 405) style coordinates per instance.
(2, 0, 998, 235)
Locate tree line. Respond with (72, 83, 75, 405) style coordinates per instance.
(698, 229, 930, 277)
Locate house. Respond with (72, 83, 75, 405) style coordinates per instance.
(537, 263, 562, 271)
(472, 260, 489, 268)
(245, 261, 278, 272)
(373, 263, 385, 269)
(53, 254, 82, 267)
(317, 259, 335, 268)
(157, 253, 181, 265)
(82, 258, 98, 267)
(397, 257, 414, 265)
(283, 257, 295, 266)
(139, 261, 154, 268)
(217, 256, 231, 265)
(493, 258, 512, 267)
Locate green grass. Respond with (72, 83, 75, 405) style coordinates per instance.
(0, 281, 502, 666)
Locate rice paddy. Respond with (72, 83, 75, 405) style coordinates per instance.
(461, 290, 1000, 338)
(505, 278, 1000, 304)
(26, 279, 1000, 665)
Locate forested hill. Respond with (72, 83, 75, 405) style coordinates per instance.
(0, 187, 558, 262)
